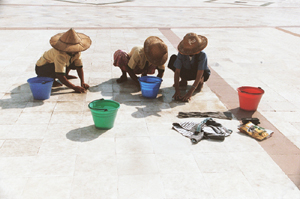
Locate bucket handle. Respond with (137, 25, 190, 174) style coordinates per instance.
(42, 81, 51, 84)
(91, 98, 108, 111)
(240, 87, 263, 94)
(41, 78, 54, 84)
(95, 108, 108, 111)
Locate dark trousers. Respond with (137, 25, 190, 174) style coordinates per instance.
(167, 54, 210, 82)
(35, 63, 56, 78)
(35, 62, 77, 78)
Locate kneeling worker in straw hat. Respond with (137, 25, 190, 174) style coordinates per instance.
(113, 36, 168, 87)
(168, 33, 211, 102)
(35, 28, 92, 93)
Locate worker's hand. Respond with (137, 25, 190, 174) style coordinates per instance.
(172, 90, 182, 101)
(181, 90, 193, 102)
(73, 86, 86, 93)
(81, 83, 90, 89)
(181, 93, 192, 102)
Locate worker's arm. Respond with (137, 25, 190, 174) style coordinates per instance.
(76, 67, 89, 89)
(126, 65, 140, 87)
(56, 74, 86, 93)
(181, 70, 204, 102)
(157, 69, 164, 78)
(172, 68, 182, 100)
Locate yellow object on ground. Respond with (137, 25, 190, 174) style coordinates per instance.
(238, 122, 274, 141)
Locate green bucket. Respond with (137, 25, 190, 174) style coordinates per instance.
(88, 99, 120, 129)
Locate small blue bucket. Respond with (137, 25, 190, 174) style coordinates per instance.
(138, 76, 162, 99)
(27, 77, 54, 100)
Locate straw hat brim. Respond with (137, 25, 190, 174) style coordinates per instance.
(178, 35, 208, 55)
(50, 32, 92, 53)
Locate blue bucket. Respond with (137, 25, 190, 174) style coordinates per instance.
(138, 76, 162, 99)
(27, 77, 54, 100)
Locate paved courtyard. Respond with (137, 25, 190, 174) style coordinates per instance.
(0, 0, 300, 198)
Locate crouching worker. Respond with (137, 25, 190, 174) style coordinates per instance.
(113, 36, 168, 88)
(168, 33, 211, 102)
(35, 28, 92, 93)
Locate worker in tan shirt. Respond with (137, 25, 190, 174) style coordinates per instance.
(35, 28, 91, 93)
(113, 36, 168, 88)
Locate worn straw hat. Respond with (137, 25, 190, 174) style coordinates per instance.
(144, 36, 168, 66)
(177, 33, 207, 55)
(50, 28, 92, 53)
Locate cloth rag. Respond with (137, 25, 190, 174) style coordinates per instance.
(177, 111, 233, 120)
(172, 117, 232, 144)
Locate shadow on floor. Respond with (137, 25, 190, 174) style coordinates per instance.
(0, 83, 39, 109)
(0, 81, 84, 109)
(89, 78, 193, 118)
(50, 86, 80, 95)
(66, 125, 108, 142)
(228, 107, 255, 120)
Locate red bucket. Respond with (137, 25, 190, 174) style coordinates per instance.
(237, 86, 264, 111)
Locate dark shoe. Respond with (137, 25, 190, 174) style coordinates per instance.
(52, 81, 63, 87)
(117, 75, 128, 83)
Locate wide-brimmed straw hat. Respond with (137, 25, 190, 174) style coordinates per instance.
(50, 28, 92, 53)
(144, 36, 168, 66)
(177, 33, 207, 55)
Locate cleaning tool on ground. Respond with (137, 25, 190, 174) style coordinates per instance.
(177, 111, 233, 120)
(172, 117, 232, 144)
(238, 122, 273, 141)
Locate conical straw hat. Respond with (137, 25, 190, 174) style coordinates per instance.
(50, 28, 92, 53)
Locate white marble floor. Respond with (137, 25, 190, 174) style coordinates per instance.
(0, 0, 300, 198)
